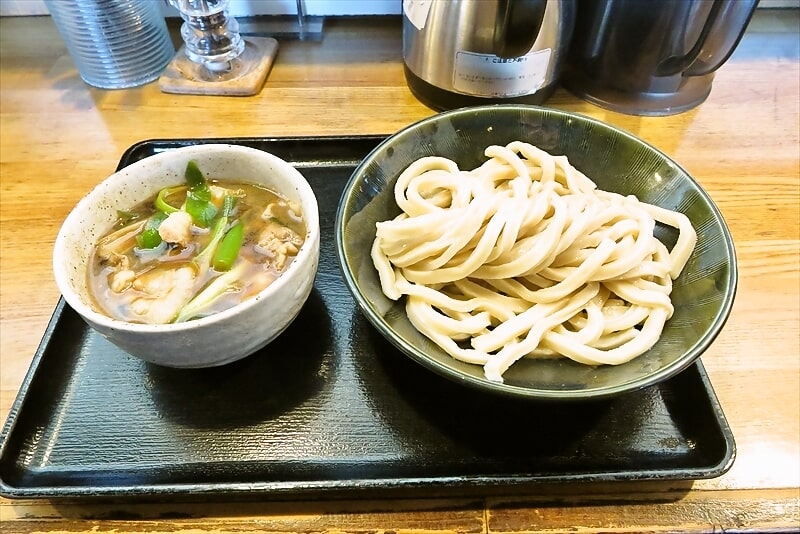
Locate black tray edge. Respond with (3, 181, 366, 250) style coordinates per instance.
(0, 299, 68, 494)
(116, 134, 393, 170)
(2, 355, 736, 499)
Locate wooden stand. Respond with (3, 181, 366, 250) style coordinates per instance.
(158, 36, 278, 96)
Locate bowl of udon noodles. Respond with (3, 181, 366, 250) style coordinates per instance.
(53, 143, 320, 368)
(335, 104, 737, 400)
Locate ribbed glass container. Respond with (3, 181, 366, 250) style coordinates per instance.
(44, 0, 175, 89)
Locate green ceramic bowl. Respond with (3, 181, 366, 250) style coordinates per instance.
(335, 105, 737, 401)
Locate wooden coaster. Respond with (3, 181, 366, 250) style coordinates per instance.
(158, 36, 278, 96)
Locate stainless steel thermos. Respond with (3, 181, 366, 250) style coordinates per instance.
(402, 0, 576, 110)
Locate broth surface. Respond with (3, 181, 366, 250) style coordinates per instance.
(89, 179, 306, 324)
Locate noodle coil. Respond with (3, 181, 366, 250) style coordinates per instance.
(371, 141, 697, 383)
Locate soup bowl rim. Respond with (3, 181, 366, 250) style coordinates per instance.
(53, 143, 320, 336)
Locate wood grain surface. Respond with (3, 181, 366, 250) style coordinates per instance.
(1, 12, 798, 533)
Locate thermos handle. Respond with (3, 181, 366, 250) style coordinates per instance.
(493, 0, 548, 58)
(656, 0, 758, 77)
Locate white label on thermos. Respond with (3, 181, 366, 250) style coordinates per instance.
(403, 0, 433, 30)
(453, 48, 553, 97)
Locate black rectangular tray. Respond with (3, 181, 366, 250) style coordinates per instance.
(0, 136, 735, 500)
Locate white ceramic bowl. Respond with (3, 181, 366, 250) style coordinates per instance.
(53, 144, 320, 368)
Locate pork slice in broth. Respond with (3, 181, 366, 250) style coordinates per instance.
(128, 265, 197, 323)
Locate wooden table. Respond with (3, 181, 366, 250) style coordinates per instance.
(1, 12, 798, 533)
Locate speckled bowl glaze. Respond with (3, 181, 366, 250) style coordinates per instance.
(336, 104, 738, 400)
(53, 144, 320, 368)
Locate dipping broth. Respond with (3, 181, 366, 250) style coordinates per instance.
(88, 164, 306, 324)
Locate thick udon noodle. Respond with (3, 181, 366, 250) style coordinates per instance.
(371, 141, 697, 383)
